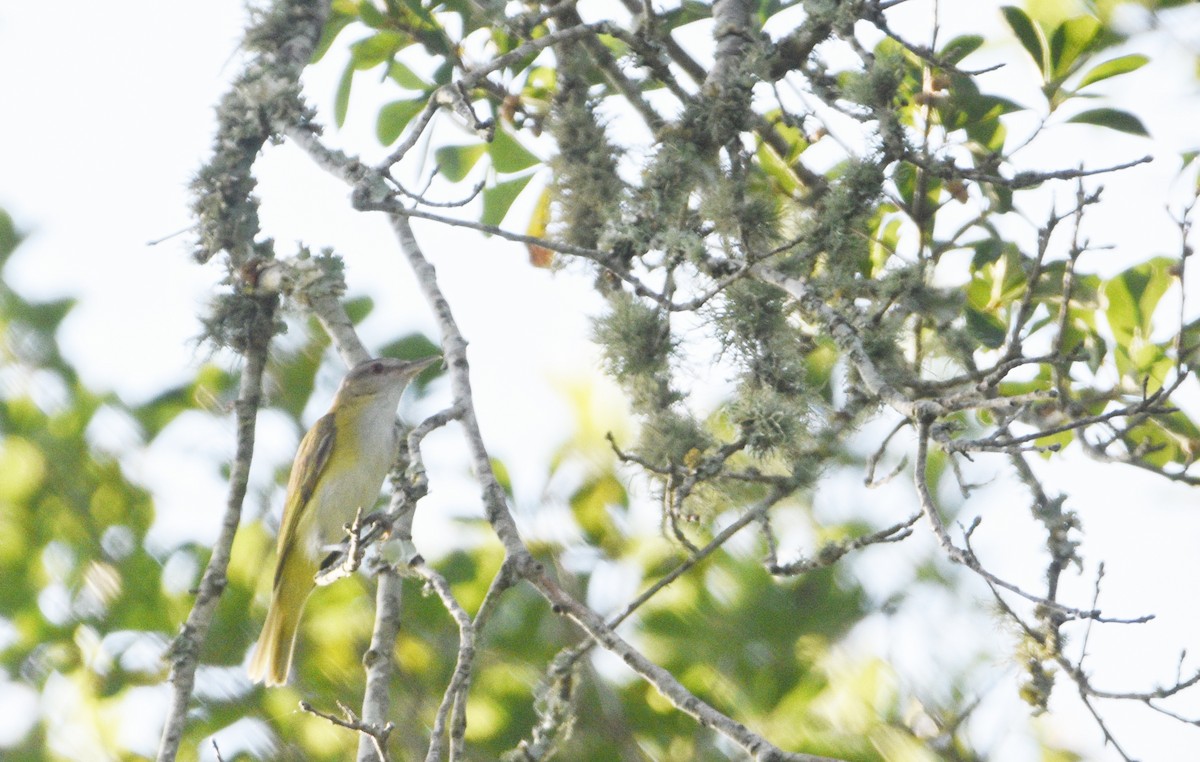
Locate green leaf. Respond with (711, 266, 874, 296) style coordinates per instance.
(376, 98, 426, 145)
(489, 25, 521, 57)
(571, 473, 628, 553)
(312, 12, 355, 64)
(966, 244, 1027, 332)
(491, 25, 545, 74)
(334, 60, 355, 128)
(1066, 107, 1149, 136)
(134, 365, 237, 439)
(938, 73, 1022, 142)
(22, 297, 75, 334)
(1123, 339, 1173, 393)
(868, 214, 901, 276)
(1102, 257, 1175, 343)
(345, 295, 375, 324)
(394, 0, 452, 57)
(268, 351, 321, 420)
(490, 457, 514, 499)
(971, 238, 1004, 269)
(756, 0, 785, 25)
(431, 60, 455, 86)
(523, 66, 556, 99)
(1077, 54, 1149, 89)
(660, 0, 712, 30)
(387, 61, 429, 90)
(892, 163, 941, 221)
(763, 109, 809, 162)
(376, 332, 443, 393)
(1048, 16, 1101, 81)
(1035, 429, 1074, 459)
(940, 35, 984, 65)
(358, 0, 387, 28)
(0, 208, 20, 263)
(756, 140, 801, 197)
(350, 31, 407, 69)
(1122, 420, 1177, 467)
(966, 307, 1008, 349)
(435, 143, 488, 182)
(1002, 6, 1046, 74)
(482, 174, 534, 227)
(488, 128, 540, 174)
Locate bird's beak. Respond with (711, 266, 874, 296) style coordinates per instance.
(405, 354, 441, 376)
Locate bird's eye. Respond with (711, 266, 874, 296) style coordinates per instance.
(371, 362, 383, 374)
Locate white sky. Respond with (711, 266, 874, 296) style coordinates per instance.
(2, 1, 1200, 760)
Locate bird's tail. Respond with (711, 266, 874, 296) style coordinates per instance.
(248, 579, 308, 686)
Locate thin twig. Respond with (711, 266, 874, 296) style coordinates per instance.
(864, 419, 910, 487)
(768, 513, 921, 575)
(301, 700, 393, 761)
(914, 419, 1148, 623)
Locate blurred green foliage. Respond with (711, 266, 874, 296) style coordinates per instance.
(0, 210, 181, 759)
(0, 205, 938, 759)
(3, 0, 1197, 759)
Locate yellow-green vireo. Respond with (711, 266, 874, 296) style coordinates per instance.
(248, 355, 438, 686)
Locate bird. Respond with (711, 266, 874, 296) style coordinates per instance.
(248, 355, 438, 686)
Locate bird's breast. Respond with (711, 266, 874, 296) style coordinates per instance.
(310, 413, 399, 548)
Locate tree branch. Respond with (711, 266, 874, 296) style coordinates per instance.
(524, 567, 844, 762)
(156, 323, 273, 762)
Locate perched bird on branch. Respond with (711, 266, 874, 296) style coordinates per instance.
(249, 355, 438, 686)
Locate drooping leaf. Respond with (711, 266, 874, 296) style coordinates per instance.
(868, 212, 901, 277)
(335, 60, 355, 127)
(434, 143, 488, 182)
(488, 128, 541, 174)
(376, 98, 427, 144)
(482, 173, 535, 227)
(386, 60, 429, 91)
(387, 60, 429, 90)
(1066, 108, 1149, 136)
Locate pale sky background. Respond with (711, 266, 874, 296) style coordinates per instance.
(2, 1, 1200, 760)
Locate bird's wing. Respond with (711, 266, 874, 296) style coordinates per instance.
(273, 412, 337, 589)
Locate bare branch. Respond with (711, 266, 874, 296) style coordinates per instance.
(523, 569, 845, 762)
(301, 700, 393, 761)
(864, 419, 911, 487)
(768, 513, 921, 576)
(413, 561, 477, 762)
(914, 419, 1149, 624)
(156, 326, 273, 761)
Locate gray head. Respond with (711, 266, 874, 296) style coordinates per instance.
(335, 355, 440, 402)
